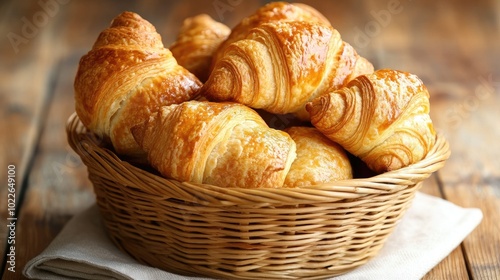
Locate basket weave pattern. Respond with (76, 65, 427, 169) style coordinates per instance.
(67, 113, 450, 280)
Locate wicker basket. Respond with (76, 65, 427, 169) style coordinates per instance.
(66, 112, 450, 280)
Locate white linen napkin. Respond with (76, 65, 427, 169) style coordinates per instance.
(24, 192, 483, 280)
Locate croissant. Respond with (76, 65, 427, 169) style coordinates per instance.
(170, 14, 230, 82)
(202, 20, 373, 119)
(283, 127, 352, 188)
(306, 69, 436, 173)
(74, 11, 202, 157)
(131, 101, 297, 189)
(210, 1, 330, 71)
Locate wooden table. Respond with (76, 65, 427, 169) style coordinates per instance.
(1, 0, 499, 279)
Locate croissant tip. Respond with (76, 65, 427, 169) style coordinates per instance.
(202, 66, 235, 102)
(130, 120, 148, 148)
(368, 154, 402, 174)
(305, 96, 326, 118)
(109, 11, 156, 32)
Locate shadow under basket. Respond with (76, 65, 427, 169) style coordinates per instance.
(66, 113, 450, 280)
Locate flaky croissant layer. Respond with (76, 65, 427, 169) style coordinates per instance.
(283, 126, 353, 188)
(170, 14, 230, 82)
(209, 1, 331, 73)
(74, 11, 201, 157)
(202, 19, 373, 120)
(132, 101, 297, 189)
(307, 69, 436, 173)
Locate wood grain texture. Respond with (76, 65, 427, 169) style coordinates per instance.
(1, 0, 499, 279)
(431, 91, 500, 279)
(423, 1, 500, 277)
(0, 0, 63, 265)
(420, 175, 470, 280)
(362, 1, 500, 278)
(1, 1, 107, 278)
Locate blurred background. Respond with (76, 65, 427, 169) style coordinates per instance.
(1, 0, 499, 279)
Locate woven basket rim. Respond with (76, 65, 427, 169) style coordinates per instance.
(66, 112, 445, 279)
(66, 112, 450, 205)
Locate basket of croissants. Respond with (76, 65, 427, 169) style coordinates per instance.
(67, 2, 450, 279)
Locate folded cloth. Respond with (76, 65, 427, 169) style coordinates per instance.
(24, 192, 483, 280)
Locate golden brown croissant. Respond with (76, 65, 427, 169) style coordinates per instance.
(283, 127, 352, 188)
(169, 14, 230, 82)
(210, 1, 330, 71)
(306, 69, 436, 173)
(74, 11, 202, 157)
(131, 101, 297, 189)
(202, 20, 373, 119)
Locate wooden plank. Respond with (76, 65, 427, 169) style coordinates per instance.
(432, 90, 500, 280)
(1, 58, 95, 280)
(0, 0, 63, 271)
(420, 175, 470, 279)
(0, 1, 120, 278)
(364, 0, 500, 278)
(424, 246, 471, 280)
(422, 0, 500, 278)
